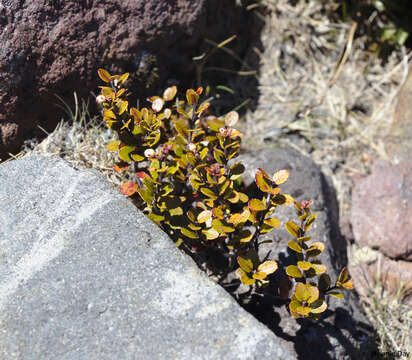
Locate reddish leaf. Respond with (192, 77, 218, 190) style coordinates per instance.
(120, 182, 138, 196)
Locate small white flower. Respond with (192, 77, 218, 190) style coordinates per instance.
(187, 143, 197, 152)
(144, 149, 155, 158)
(96, 95, 106, 104)
(152, 98, 165, 112)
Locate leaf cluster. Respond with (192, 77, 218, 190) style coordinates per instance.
(97, 68, 353, 320)
(285, 200, 354, 319)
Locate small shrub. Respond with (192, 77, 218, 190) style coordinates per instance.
(96, 68, 353, 319)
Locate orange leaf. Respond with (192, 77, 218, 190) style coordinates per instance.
(120, 182, 138, 196)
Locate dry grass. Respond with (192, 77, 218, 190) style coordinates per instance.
(7, 0, 412, 356)
(349, 244, 412, 355)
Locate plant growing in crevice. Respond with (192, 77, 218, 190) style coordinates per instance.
(96, 68, 353, 319)
(285, 200, 354, 318)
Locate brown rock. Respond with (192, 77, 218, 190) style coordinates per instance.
(351, 160, 412, 260)
(0, 0, 251, 160)
(386, 62, 412, 164)
(350, 248, 412, 306)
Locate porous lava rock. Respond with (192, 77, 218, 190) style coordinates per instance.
(0, 0, 252, 160)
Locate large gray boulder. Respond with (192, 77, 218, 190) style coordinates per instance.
(0, 155, 295, 360)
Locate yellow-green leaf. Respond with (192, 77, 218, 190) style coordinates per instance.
(131, 153, 145, 162)
(227, 208, 250, 226)
(310, 300, 327, 314)
(311, 263, 327, 275)
(186, 88, 199, 106)
(238, 229, 253, 243)
(285, 221, 300, 238)
(119, 145, 135, 162)
(252, 271, 267, 280)
(328, 291, 344, 299)
(200, 187, 218, 200)
(305, 214, 317, 231)
(297, 236, 312, 242)
(286, 265, 303, 278)
(106, 140, 120, 151)
(248, 198, 267, 211)
(118, 101, 128, 115)
(181, 227, 198, 239)
(237, 256, 253, 273)
(264, 217, 280, 228)
(297, 261, 312, 271)
(307, 242, 325, 257)
(196, 101, 210, 114)
(118, 72, 129, 85)
(288, 241, 302, 253)
(236, 268, 255, 285)
(255, 172, 272, 193)
(98, 68, 111, 83)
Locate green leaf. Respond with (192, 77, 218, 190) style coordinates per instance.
(255, 172, 272, 193)
(328, 291, 344, 299)
(238, 229, 253, 243)
(181, 227, 198, 239)
(286, 265, 303, 278)
(229, 162, 245, 180)
(131, 153, 145, 162)
(213, 148, 225, 164)
(297, 261, 312, 271)
(119, 145, 135, 162)
(98, 68, 111, 83)
(288, 241, 302, 253)
(285, 221, 300, 238)
(106, 140, 121, 151)
(318, 274, 331, 292)
(248, 198, 267, 211)
(200, 187, 218, 200)
(307, 242, 325, 257)
(237, 257, 253, 273)
(305, 214, 317, 231)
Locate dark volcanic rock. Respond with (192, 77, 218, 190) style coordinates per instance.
(231, 148, 376, 360)
(0, 0, 252, 160)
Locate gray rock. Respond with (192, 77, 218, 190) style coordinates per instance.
(0, 155, 296, 360)
(234, 149, 376, 360)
